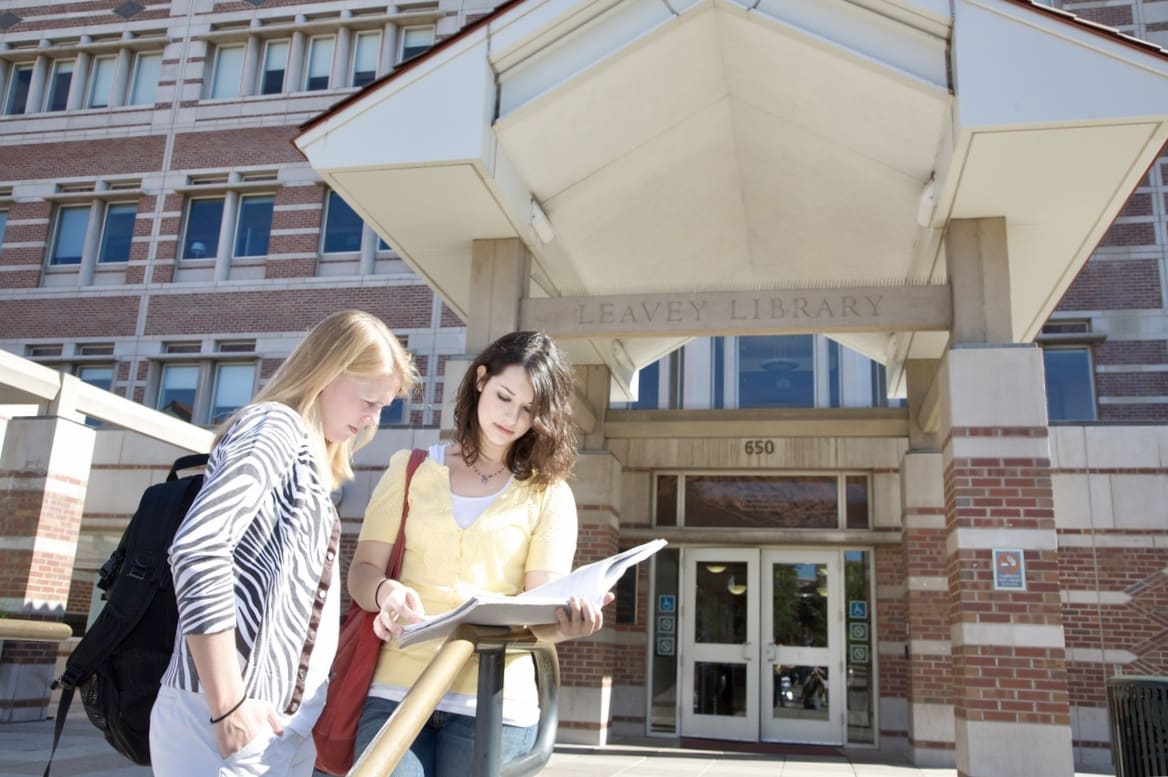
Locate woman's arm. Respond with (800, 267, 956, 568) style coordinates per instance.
(348, 539, 424, 640)
(187, 631, 282, 757)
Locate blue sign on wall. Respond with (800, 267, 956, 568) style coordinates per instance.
(658, 594, 676, 613)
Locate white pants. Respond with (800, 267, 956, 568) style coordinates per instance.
(150, 685, 317, 777)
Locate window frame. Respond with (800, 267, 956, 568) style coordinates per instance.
(49, 204, 90, 266)
(321, 190, 364, 254)
(399, 25, 435, 63)
(653, 470, 872, 531)
(181, 196, 226, 261)
(259, 38, 290, 95)
(86, 55, 117, 109)
(44, 58, 76, 112)
(97, 201, 138, 264)
(232, 193, 275, 258)
(209, 44, 245, 99)
(304, 35, 336, 91)
(351, 29, 381, 87)
(4, 63, 33, 115)
(128, 51, 162, 106)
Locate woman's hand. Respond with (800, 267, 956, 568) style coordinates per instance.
(211, 697, 282, 759)
(532, 592, 614, 643)
(372, 578, 425, 641)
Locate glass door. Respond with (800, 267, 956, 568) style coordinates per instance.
(761, 549, 843, 744)
(680, 548, 759, 741)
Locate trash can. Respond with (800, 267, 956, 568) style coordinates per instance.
(1107, 676, 1168, 777)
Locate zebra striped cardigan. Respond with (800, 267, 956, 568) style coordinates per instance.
(162, 401, 340, 717)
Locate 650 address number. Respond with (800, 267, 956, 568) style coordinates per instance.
(743, 439, 776, 455)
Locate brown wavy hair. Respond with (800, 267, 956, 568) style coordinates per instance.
(452, 331, 577, 488)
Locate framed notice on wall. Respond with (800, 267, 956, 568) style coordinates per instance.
(992, 548, 1026, 591)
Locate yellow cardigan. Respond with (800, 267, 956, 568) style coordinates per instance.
(359, 448, 578, 706)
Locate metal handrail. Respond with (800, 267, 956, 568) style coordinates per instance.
(0, 619, 73, 642)
(349, 624, 559, 777)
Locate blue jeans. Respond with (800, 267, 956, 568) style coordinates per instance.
(351, 697, 536, 777)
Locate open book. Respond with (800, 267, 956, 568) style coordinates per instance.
(396, 538, 667, 648)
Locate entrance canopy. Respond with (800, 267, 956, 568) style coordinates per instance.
(296, 0, 1168, 399)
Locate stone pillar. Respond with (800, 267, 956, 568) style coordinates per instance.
(939, 217, 1072, 776)
(556, 450, 621, 746)
(901, 450, 955, 766)
(439, 238, 529, 437)
(938, 346, 1071, 777)
(0, 416, 95, 721)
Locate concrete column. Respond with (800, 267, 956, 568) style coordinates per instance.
(214, 189, 239, 282)
(78, 193, 106, 286)
(331, 27, 352, 91)
(381, 23, 399, 72)
(65, 51, 89, 111)
(556, 450, 622, 746)
(240, 35, 261, 96)
(0, 415, 96, 721)
(938, 345, 1071, 777)
(109, 48, 132, 108)
(359, 224, 377, 275)
(25, 54, 49, 114)
(946, 218, 1013, 345)
(466, 238, 528, 354)
(286, 30, 306, 93)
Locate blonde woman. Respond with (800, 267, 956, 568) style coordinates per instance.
(150, 310, 416, 777)
(346, 331, 609, 777)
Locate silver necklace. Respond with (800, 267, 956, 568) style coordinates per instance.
(468, 458, 507, 484)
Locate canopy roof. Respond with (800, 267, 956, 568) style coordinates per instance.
(296, 0, 1168, 399)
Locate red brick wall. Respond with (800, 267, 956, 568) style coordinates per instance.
(943, 440, 1071, 729)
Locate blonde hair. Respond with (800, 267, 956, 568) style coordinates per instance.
(217, 310, 417, 489)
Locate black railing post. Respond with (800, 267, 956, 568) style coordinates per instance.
(473, 642, 507, 777)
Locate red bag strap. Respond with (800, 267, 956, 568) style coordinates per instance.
(384, 447, 426, 580)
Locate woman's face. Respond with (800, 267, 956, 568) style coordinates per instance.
(318, 374, 401, 443)
(476, 364, 535, 453)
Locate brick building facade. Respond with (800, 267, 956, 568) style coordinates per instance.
(2, 1, 1168, 775)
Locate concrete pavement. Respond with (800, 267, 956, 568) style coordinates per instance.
(3, 711, 1115, 776)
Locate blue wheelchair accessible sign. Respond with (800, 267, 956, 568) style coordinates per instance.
(658, 594, 676, 613)
(849, 600, 868, 619)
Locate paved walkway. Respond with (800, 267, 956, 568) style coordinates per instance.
(2, 712, 1115, 776)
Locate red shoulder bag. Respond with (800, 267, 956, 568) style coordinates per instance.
(312, 447, 427, 775)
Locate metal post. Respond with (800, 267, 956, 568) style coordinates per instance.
(473, 643, 507, 777)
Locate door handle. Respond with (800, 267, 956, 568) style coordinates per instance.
(765, 644, 776, 663)
(742, 641, 753, 661)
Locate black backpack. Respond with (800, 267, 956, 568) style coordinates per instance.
(44, 453, 208, 776)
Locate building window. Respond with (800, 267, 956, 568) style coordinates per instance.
(260, 40, 289, 95)
(654, 472, 870, 530)
(129, 52, 162, 105)
(352, 30, 381, 86)
(182, 198, 225, 259)
(50, 205, 89, 265)
(305, 36, 335, 90)
(1039, 320, 1100, 422)
(211, 362, 256, 423)
(234, 194, 274, 257)
(1043, 348, 1096, 421)
(738, 335, 815, 408)
(322, 190, 363, 253)
(87, 56, 116, 108)
(210, 45, 245, 99)
(399, 26, 435, 62)
(44, 59, 75, 112)
(4, 63, 32, 115)
(0, 209, 8, 245)
(98, 202, 137, 263)
(158, 363, 199, 421)
(379, 398, 407, 426)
